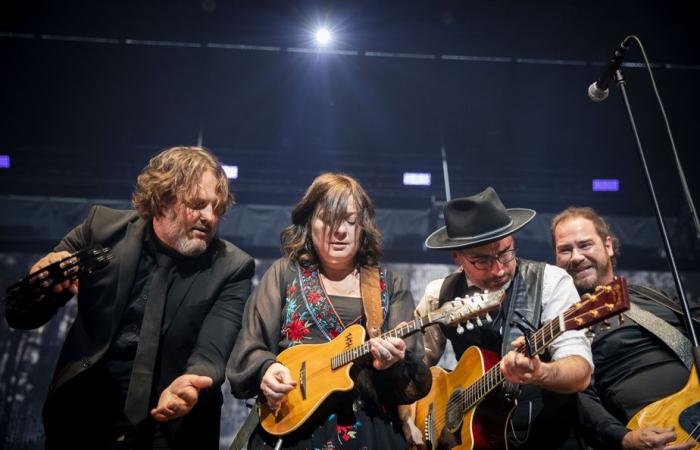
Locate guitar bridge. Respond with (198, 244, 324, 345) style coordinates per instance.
(424, 403, 435, 449)
(299, 361, 306, 400)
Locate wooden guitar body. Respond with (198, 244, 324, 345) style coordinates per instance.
(414, 278, 631, 450)
(456, 347, 511, 450)
(415, 346, 510, 450)
(628, 365, 700, 449)
(259, 324, 366, 436)
(258, 289, 506, 436)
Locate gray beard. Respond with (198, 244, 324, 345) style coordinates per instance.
(173, 234, 208, 256)
(162, 213, 211, 256)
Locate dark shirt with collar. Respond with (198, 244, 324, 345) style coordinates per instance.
(100, 225, 171, 429)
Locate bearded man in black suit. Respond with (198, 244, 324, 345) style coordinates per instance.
(5, 146, 255, 450)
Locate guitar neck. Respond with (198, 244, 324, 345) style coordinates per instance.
(459, 315, 565, 412)
(330, 316, 433, 369)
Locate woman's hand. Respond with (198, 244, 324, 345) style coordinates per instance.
(260, 362, 297, 411)
(369, 336, 406, 370)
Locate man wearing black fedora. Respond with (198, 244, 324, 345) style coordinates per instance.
(405, 187, 593, 449)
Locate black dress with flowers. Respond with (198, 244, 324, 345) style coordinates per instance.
(228, 258, 431, 449)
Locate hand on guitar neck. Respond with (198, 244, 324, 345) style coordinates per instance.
(368, 330, 407, 371)
(500, 335, 592, 393)
(258, 290, 505, 436)
(622, 427, 696, 450)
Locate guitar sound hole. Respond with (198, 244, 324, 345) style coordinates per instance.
(445, 389, 464, 432)
(679, 403, 700, 437)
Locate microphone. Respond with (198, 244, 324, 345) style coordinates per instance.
(588, 37, 632, 102)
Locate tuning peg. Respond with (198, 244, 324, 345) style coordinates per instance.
(456, 324, 465, 335)
(465, 321, 475, 331)
(485, 312, 493, 323)
(476, 316, 483, 327)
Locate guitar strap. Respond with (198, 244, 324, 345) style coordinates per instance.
(624, 284, 695, 370)
(625, 302, 693, 370)
(627, 284, 700, 322)
(360, 266, 383, 338)
(228, 403, 260, 450)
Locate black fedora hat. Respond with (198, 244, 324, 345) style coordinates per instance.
(425, 187, 535, 250)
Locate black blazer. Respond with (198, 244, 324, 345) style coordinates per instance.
(5, 205, 255, 449)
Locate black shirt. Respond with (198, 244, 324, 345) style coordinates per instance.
(579, 288, 698, 449)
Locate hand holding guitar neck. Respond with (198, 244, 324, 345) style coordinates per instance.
(259, 289, 506, 436)
(413, 278, 631, 450)
(369, 334, 407, 370)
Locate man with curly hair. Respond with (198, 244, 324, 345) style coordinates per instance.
(5, 146, 255, 449)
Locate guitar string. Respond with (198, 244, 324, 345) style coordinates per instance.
(438, 301, 577, 430)
(431, 317, 561, 433)
(333, 298, 496, 368)
(332, 313, 439, 368)
(683, 419, 700, 443)
(431, 293, 615, 434)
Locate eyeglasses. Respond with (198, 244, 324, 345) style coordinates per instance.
(463, 248, 517, 271)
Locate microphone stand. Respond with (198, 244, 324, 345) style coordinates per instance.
(613, 67, 700, 377)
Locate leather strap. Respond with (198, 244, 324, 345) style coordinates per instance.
(360, 266, 383, 338)
(229, 405, 260, 450)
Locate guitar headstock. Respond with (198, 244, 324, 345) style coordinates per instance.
(563, 277, 630, 331)
(428, 289, 505, 330)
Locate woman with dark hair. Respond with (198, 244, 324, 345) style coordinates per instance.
(228, 172, 431, 449)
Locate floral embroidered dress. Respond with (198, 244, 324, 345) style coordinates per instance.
(228, 258, 431, 449)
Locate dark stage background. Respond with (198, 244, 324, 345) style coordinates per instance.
(1, 1, 699, 448)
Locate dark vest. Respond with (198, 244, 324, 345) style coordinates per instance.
(437, 258, 545, 360)
(437, 259, 582, 450)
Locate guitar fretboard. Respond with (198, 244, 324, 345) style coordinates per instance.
(330, 314, 437, 369)
(455, 314, 564, 414)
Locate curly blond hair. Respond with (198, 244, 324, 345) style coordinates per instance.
(132, 146, 232, 219)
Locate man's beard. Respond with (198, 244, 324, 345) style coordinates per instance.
(164, 216, 212, 256)
(573, 259, 612, 294)
(173, 232, 208, 256)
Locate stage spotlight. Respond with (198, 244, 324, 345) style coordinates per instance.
(403, 172, 431, 186)
(314, 27, 332, 46)
(222, 164, 238, 179)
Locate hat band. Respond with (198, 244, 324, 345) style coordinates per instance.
(449, 217, 514, 241)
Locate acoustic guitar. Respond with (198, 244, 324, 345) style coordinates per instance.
(414, 277, 630, 450)
(259, 289, 507, 436)
(627, 365, 700, 449)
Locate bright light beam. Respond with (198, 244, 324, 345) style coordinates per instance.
(314, 28, 332, 46)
